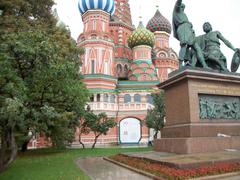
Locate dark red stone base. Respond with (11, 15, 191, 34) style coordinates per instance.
(156, 68, 240, 154)
(154, 136, 240, 154)
(161, 123, 240, 138)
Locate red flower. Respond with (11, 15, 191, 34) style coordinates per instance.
(109, 154, 240, 179)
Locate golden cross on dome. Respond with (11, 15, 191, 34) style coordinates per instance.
(138, 5, 142, 21)
(156, 0, 160, 9)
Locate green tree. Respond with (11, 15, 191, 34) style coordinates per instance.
(0, 54, 26, 171)
(145, 91, 165, 140)
(84, 112, 116, 149)
(0, 0, 89, 171)
(78, 113, 91, 149)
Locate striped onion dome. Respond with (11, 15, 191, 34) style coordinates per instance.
(146, 9, 171, 34)
(127, 21, 155, 49)
(78, 0, 115, 16)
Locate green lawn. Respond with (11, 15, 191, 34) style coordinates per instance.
(0, 147, 152, 180)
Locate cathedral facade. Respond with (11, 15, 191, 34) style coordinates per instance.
(74, 0, 178, 146)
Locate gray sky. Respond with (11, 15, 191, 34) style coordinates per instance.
(56, 0, 240, 71)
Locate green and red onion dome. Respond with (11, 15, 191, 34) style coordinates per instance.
(127, 21, 155, 49)
(146, 9, 171, 34)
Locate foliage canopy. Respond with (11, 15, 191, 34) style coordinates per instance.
(0, 0, 89, 171)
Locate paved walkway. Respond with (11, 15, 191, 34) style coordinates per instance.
(76, 151, 240, 180)
(76, 157, 151, 180)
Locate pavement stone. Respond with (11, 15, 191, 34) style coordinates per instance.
(76, 157, 151, 180)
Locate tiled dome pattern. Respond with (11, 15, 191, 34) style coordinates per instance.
(78, 0, 115, 16)
(146, 9, 171, 34)
(127, 22, 155, 49)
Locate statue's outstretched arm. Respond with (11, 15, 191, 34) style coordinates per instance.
(217, 32, 236, 51)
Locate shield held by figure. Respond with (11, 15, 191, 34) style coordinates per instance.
(231, 51, 240, 72)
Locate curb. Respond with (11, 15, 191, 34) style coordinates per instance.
(104, 157, 240, 180)
(191, 172, 240, 180)
(104, 157, 165, 180)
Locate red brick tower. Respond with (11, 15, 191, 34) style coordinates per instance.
(77, 6, 117, 91)
(147, 8, 179, 82)
(110, 0, 134, 80)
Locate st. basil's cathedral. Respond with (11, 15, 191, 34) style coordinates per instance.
(72, 0, 179, 146)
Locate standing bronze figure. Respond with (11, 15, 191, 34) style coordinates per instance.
(193, 22, 240, 72)
(172, 0, 209, 69)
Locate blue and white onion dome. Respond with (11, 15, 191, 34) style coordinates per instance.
(78, 0, 115, 16)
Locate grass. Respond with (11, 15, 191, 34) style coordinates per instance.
(0, 147, 152, 180)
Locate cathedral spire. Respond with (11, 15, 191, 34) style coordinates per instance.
(111, 0, 133, 26)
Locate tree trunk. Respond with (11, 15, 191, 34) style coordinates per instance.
(0, 127, 18, 172)
(153, 130, 158, 140)
(91, 134, 101, 149)
(21, 140, 29, 152)
(78, 132, 85, 149)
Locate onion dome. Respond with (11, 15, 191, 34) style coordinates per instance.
(127, 22, 155, 49)
(78, 0, 115, 16)
(146, 9, 171, 34)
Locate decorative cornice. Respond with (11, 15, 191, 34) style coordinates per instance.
(88, 88, 117, 93)
(117, 87, 158, 92)
(158, 67, 240, 89)
(83, 74, 117, 81)
(78, 39, 114, 47)
(110, 21, 134, 31)
(118, 80, 160, 86)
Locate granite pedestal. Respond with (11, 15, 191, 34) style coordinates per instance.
(154, 68, 240, 154)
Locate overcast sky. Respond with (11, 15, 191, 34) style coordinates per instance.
(56, 0, 240, 71)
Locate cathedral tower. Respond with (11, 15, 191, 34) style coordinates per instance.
(110, 0, 134, 80)
(77, 0, 117, 90)
(127, 21, 158, 81)
(147, 9, 178, 82)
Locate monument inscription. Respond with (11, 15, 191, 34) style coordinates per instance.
(199, 95, 240, 120)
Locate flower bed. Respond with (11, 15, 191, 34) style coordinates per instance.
(109, 154, 240, 179)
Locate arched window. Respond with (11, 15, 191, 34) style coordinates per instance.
(147, 94, 154, 105)
(104, 61, 108, 74)
(167, 68, 173, 74)
(116, 64, 122, 74)
(103, 94, 109, 102)
(91, 60, 95, 74)
(104, 36, 108, 40)
(90, 34, 97, 39)
(143, 74, 147, 80)
(124, 94, 131, 103)
(97, 94, 101, 102)
(156, 69, 159, 77)
(90, 95, 94, 102)
(93, 20, 96, 31)
(134, 94, 141, 103)
(81, 37, 85, 41)
(110, 95, 115, 103)
(124, 64, 128, 72)
(102, 22, 105, 31)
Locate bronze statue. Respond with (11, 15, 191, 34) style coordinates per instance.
(172, 0, 210, 69)
(231, 51, 240, 72)
(193, 22, 240, 72)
